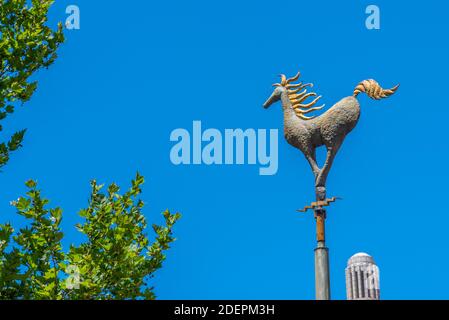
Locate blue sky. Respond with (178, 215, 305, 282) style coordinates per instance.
(1, 0, 449, 299)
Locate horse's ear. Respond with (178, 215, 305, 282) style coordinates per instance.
(280, 74, 287, 85)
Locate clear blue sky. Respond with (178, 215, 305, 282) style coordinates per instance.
(1, 0, 449, 300)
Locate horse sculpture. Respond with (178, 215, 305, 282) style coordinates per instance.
(263, 71, 399, 188)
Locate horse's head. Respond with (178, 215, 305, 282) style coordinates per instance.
(263, 73, 298, 109)
(263, 72, 325, 120)
(263, 86, 284, 109)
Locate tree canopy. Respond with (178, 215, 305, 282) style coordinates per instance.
(0, 173, 181, 299)
(0, 1, 180, 300)
(0, 0, 64, 169)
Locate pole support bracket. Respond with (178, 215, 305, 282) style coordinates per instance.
(297, 197, 342, 214)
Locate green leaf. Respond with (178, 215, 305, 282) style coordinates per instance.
(25, 179, 37, 189)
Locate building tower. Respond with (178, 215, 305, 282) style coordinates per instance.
(345, 253, 380, 300)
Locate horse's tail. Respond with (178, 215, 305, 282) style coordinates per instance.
(353, 79, 399, 100)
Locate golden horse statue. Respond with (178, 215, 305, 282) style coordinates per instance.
(263, 71, 399, 187)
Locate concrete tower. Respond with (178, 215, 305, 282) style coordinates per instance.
(345, 253, 380, 300)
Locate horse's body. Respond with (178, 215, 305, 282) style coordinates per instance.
(282, 94, 360, 186)
(285, 95, 360, 152)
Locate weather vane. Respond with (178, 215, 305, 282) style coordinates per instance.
(263, 70, 399, 300)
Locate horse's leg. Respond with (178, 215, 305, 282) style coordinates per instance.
(304, 148, 320, 178)
(316, 142, 341, 187)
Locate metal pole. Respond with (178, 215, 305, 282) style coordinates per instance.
(314, 186, 331, 300)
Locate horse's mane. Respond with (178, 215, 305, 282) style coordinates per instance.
(274, 72, 325, 120)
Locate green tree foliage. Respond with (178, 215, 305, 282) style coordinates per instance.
(0, 1, 180, 300)
(0, 0, 64, 169)
(0, 173, 180, 299)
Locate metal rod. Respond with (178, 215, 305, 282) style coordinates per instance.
(316, 213, 326, 242)
(315, 240, 330, 300)
(314, 187, 331, 300)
